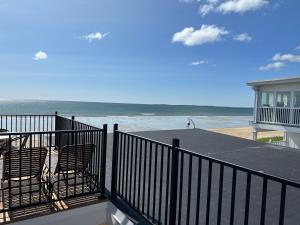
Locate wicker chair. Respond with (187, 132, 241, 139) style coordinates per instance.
(0, 135, 29, 156)
(1, 146, 49, 209)
(51, 144, 97, 198)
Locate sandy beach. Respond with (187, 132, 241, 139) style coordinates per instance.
(209, 126, 283, 140)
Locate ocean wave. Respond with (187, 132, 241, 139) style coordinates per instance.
(140, 113, 156, 116)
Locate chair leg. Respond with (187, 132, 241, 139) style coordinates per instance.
(1, 180, 4, 210)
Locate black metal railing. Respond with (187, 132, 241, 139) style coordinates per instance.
(111, 124, 173, 224)
(111, 124, 300, 225)
(55, 115, 102, 151)
(2, 117, 300, 224)
(0, 114, 107, 213)
(55, 114, 99, 132)
(0, 114, 55, 133)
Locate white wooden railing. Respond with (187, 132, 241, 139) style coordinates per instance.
(256, 107, 300, 126)
(269, 140, 287, 147)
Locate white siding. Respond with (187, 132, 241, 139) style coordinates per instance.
(258, 82, 300, 92)
(286, 132, 300, 149)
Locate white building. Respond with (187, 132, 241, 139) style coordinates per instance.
(248, 76, 300, 149)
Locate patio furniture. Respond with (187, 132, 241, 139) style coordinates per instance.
(0, 129, 9, 149)
(0, 134, 9, 145)
(50, 143, 97, 197)
(1, 146, 49, 208)
(0, 135, 29, 156)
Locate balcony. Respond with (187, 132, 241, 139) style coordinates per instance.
(256, 106, 300, 126)
(0, 114, 107, 223)
(0, 115, 300, 225)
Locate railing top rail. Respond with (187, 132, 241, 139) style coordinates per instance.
(117, 130, 173, 148)
(258, 106, 300, 109)
(0, 129, 103, 135)
(0, 114, 56, 116)
(117, 130, 300, 189)
(56, 115, 101, 130)
(73, 120, 100, 130)
(258, 106, 290, 109)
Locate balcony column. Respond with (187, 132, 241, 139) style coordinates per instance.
(290, 91, 295, 125)
(272, 91, 277, 123)
(253, 88, 259, 123)
(253, 128, 258, 141)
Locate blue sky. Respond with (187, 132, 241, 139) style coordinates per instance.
(0, 0, 299, 107)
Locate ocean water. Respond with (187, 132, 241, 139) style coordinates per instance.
(77, 116, 252, 132)
(0, 100, 252, 132)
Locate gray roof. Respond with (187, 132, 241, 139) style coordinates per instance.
(106, 129, 300, 225)
(132, 128, 300, 181)
(247, 76, 300, 87)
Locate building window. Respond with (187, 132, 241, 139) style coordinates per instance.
(276, 92, 290, 107)
(294, 91, 300, 107)
(260, 92, 274, 107)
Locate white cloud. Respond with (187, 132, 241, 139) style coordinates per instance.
(34, 51, 48, 61)
(295, 46, 300, 51)
(190, 60, 209, 65)
(198, 0, 220, 16)
(79, 32, 109, 42)
(179, 0, 201, 2)
(172, 24, 229, 46)
(259, 62, 285, 71)
(217, 0, 269, 14)
(199, 0, 268, 16)
(199, 4, 216, 16)
(272, 53, 300, 63)
(233, 33, 252, 42)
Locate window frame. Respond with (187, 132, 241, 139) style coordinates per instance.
(259, 91, 275, 107)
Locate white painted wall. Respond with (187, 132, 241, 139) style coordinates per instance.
(9, 201, 135, 225)
(286, 132, 300, 149)
(106, 202, 135, 225)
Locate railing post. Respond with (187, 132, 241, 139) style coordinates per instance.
(71, 116, 75, 145)
(100, 124, 108, 199)
(290, 91, 295, 125)
(55, 111, 58, 131)
(290, 93, 295, 125)
(54, 112, 59, 148)
(71, 116, 75, 130)
(273, 107, 276, 123)
(169, 138, 180, 225)
(111, 124, 119, 199)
